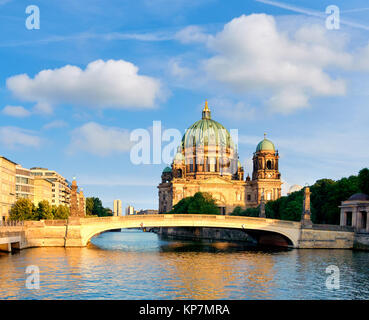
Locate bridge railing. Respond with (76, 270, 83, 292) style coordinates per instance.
(0, 220, 24, 227)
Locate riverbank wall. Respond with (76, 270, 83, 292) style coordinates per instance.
(354, 233, 369, 250)
(156, 227, 257, 244)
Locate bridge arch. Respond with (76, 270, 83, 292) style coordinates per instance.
(76, 215, 301, 248)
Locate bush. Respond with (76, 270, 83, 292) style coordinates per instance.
(53, 205, 70, 220)
(9, 198, 36, 221)
(37, 200, 53, 220)
(170, 192, 220, 215)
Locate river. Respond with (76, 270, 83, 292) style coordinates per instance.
(0, 229, 368, 300)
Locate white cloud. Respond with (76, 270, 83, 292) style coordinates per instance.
(203, 14, 348, 113)
(208, 98, 256, 121)
(6, 59, 163, 111)
(33, 102, 53, 115)
(2, 105, 31, 117)
(0, 127, 41, 148)
(69, 122, 133, 156)
(175, 25, 209, 44)
(43, 120, 68, 130)
(168, 59, 193, 78)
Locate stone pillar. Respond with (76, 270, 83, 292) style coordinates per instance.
(340, 208, 345, 226)
(70, 180, 79, 217)
(79, 190, 86, 217)
(366, 211, 369, 232)
(259, 193, 266, 218)
(352, 207, 358, 230)
(301, 187, 312, 227)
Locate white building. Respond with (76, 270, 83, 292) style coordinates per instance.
(126, 205, 134, 215)
(113, 199, 122, 216)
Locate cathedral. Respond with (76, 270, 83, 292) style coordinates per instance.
(158, 101, 282, 214)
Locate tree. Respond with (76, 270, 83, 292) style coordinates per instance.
(9, 198, 36, 221)
(54, 205, 70, 220)
(171, 192, 220, 215)
(230, 206, 259, 217)
(85, 197, 112, 217)
(86, 197, 94, 215)
(358, 168, 369, 195)
(37, 200, 53, 220)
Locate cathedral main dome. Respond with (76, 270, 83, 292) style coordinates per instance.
(181, 101, 235, 150)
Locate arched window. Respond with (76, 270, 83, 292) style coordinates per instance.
(267, 160, 272, 170)
(176, 169, 182, 178)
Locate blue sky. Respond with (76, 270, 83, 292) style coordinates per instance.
(1, 0, 369, 210)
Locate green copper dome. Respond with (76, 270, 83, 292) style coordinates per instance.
(256, 134, 275, 152)
(162, 166, 172, 173)
(181, 101, 235, 150)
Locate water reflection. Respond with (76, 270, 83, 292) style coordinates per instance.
(0, 229, 368, 300)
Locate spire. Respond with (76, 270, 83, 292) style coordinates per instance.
(202, 100, 211, 119)
(264, 132, 267, 139)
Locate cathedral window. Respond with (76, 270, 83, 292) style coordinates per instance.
(267, 160, 272, 170)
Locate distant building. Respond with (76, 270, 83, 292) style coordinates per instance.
(126, 205, 134, 215)
(287, 185, 303, 195)
(113, 200, 122, 216)
(30, 168, 71, 206)
(33, 177, 53, 206)
(0, 156, 17, 222)
(340, 193, 369, 232)
(15, 165, 34, 202)
(136, 209, 159, 215)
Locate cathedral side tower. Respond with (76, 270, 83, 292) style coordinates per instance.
(251, 133, 282, 204)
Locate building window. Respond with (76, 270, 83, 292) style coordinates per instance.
(267, 160, 272, 170)
(361, 211, 367, 229)
(346, 212, 352, 226)
(247, 194, 251, 201)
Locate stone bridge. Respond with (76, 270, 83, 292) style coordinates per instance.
(0, 215, 356, 251)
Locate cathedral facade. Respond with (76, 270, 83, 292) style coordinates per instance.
(158, 101, 282, 214)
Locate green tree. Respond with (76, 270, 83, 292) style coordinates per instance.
(37, 200, 53, 220)
(9, 198, 36, 221)
(358, 168, 369, 195)
(54, 205, 70, 220)
(230, 206, 259, 217)
(171, 192, 220, 215)
(85, 197, 112, 217)
(86, 197, 94, 215)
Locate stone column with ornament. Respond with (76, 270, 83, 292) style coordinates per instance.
(301, 186, 313, 227)
(70, 179, 79, 217)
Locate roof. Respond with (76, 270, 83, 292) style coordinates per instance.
(162, 166, 172, 173)
(0, 156, 18, 165)
(347, 193, 369, 201)
(181, 106, 235, 150)
(256, 134, 275, 152)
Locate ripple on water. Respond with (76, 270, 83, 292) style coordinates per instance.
(0, 230, 368, 300)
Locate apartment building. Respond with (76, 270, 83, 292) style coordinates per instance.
(33, 177, 53, 206)
(113, 199, 122, 216)
(30, 168, 71, 206)
(0, 156, 17, 222)
(15, 165, 34, 202)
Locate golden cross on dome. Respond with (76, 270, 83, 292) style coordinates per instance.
(264, 132, 267, 139)
(203, 100, 210, 111)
